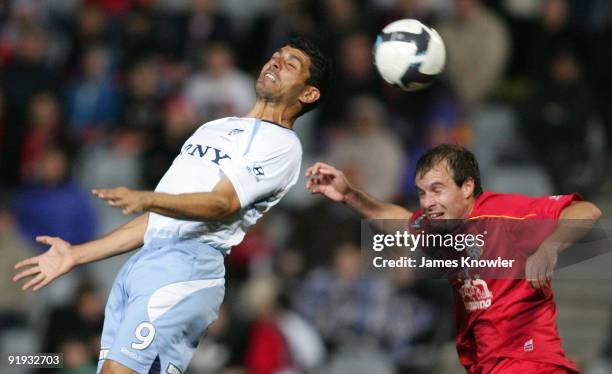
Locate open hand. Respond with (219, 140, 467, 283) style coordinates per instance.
(13, 236, 76, 291)
(93, 187, 151, 215)
(305, 162, 351, 202)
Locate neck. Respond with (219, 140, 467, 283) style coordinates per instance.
(462, 197, 477, 219)
(244, 99, 300, 129)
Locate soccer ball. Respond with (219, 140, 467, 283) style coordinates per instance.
(373, 19, 446, 91)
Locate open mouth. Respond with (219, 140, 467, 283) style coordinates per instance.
(264, 72, 277, 82)
(428, 212, 444, 219)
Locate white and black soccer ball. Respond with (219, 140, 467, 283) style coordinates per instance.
(374, 19, 446, 91)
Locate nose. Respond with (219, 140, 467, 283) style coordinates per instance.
(422, 193, 436, 210)
(270, 56, 281, 70)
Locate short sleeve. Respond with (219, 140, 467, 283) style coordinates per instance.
(221, 147, 300, 208)
(526, 193, 583, 219)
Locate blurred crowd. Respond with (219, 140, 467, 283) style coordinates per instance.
(1, 0, 612, 373)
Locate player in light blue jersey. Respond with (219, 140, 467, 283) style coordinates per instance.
(13, 37, 330, 374)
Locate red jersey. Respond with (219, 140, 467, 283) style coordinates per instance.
(412, 191, 581, 374)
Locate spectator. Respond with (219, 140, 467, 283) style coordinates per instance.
(0, 25, 59, 186)
(226, 222, 274, 285)
(318, 32, 383, 133)
(20, 92, 67, 182)
(295, 242, 431, 365)
(241, 274, 325, 374)
(42, 281, 104, 361)
(0, 91, 6, 173)
(184, 43, 254, 123)
(435, 0, 510, 113)
(75, 127, 144, 236)
(65, 4, 111, 74)
(190, 304, 245, 374)
(316, 0, 375, 54)
(120, 7, 158, 68)
(519, 0, 577, 80)
(584, 5, 612, 143)
(74, 127, 145, 294)
(66, 45, 120, 144)
(241, 274, 295, 374)
(141, 96, 197, 189)
(87, 0, 138, 17)
(377, 0, 436, 27)
(11, 146, 97, 252)
(122, 58, 164, 133)
(324, 95, 406, 202)
(59, 336, 98, 374)
(185, 0, 235, 63)
(520, 46, 603, 195)
(244, 0, 316, 72)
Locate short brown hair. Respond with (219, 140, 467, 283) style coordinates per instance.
(416, 144, 483, 197)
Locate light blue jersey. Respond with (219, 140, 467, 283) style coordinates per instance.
(145, 117, 302, 253)
(98, 117, 302, 373)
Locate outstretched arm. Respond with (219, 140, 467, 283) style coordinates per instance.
(14, 176, 242, 292)
(305, 162, 412, 220)
(526, 201, 602, 289)
(92, 176, 242, 220)
(14, 213, 149, 291)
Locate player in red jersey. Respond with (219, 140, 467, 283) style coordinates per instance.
(306, 144, 601, 374)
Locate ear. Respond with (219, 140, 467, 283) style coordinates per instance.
(462, 178, 475, 199)
(299, 86, 321, 105)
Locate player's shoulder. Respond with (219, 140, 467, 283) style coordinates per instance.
(477, 191, 523, 205)
(477, 191, 576, 205)
(470, 191, 534, 217)
(259, 120, 300, 140)
(195, 116, 242, 131)
(470, 191, 579, 218)
(252, 120, 302, 156)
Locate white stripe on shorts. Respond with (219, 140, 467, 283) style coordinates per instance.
(147, 278, 225, 322)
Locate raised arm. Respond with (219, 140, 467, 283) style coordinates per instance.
(546, 201, 602, 249)
(526, 200, 602, 289)
(91, 176, 242, 220)
(14, 213, 149, 291)
(305, 162, 412, 220)
(15, 176, 243, 292)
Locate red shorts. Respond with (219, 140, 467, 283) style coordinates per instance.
(488, 358, 579, 374)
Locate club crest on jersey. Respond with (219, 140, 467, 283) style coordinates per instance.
(227, 128, 244, 136)
(459, 277, 493, 311)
